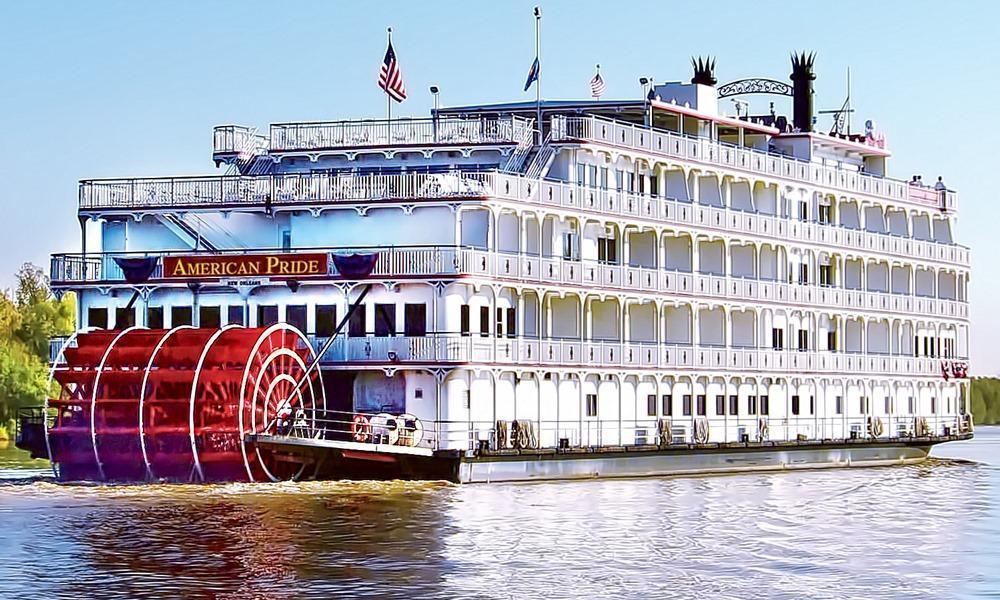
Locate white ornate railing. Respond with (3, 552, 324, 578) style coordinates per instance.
(268, 115, 534, 151)
(308, 333, 960, 379)
(551, 114, 960, 214)
(493, 173, 971, 267)
(50, 246, 968, 321)
(78, 171, 495, 210)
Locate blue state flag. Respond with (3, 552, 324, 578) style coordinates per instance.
(523, 57, 539, 92)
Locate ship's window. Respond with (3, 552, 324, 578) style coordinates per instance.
(798, 200, 808, 221)
(646, 395, 656, 417)
(588, 165, 598, 187)
(835, 396, 843, 415)
(748, 395, 757, 415)
(884, 397, 891, 414)
(114, 307, 135, 329)
(597, 235, 617, 264)
(404, 304, 426, 337)
(315, 305, 337, 337)
(908, 398, 915, 414)
(286, 304, 307, 333)
(729, 395, 738, 416)
(146, 306, 164, 329)
(374, 303, 396, 336)
(349, 304, 366, 337)
(256, 305, 278, 327)
(415, 388, 423, 399)
(696, 395, 707, 416)
(799, 263, 808, 285)
(930, 397, 937, 414)
(661, 394, 672, 416)
(818, 203, 832, 224)
(649, 174, 659, 197)
(615, 169, 624, 192)
(506, 308, 516, 338)
(460, 305, 470, 336)
(576, 164, 586, 186)
(227, 305, 245, 327)
(199, 306, 221, 329)
(171, 306, 193, 327)
(715, 395, 725, 416)
(585, 394, 598, 417)
(479, 306, 489, 337)
(798, 329, 808, 351)
(760, 395, 770, 415)
(682, 395, 692, 416)
(819, 264, 833, 286)
(495, 307, 503, 337)
(860, 397, 866, 414)
(827, 330, 837, 351)
(810, 397, 815, 415)
(281, 230, 291, 251)
(791, 395, 800, 416)
(771, 328, 784, 350)
(599, 167, 609, 190)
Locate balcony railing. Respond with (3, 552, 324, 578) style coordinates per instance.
(307, 334, 960, 378)
(213, 125, 268, 156)
(50, 246, 969, 321)
(268, 115, 534, 152)
(551, 115, 960, 213)
(78, 171, 495, 211)
(493, 173, 971, 267)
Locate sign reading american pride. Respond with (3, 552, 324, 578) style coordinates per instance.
(162, 253, 329, 279)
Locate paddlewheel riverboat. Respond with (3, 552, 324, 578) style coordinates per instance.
(16, 53, 972, 483)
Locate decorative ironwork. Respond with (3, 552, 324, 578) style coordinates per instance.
(691, 56, 717, 86)
(717, 78, 793, 98)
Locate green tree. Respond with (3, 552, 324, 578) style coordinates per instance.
(0, 263, 75, 437)
(13, 263, 75, 360)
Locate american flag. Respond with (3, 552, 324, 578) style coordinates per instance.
(590, 66, 606, 98)
(379, 39, 406, 103)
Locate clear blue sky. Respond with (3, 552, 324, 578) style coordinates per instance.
(0, 1, 996, 372)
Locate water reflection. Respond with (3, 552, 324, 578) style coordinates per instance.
(0, 433, 997, 599)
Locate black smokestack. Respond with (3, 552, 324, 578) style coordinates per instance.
(790, 51, 816, 132)
(691, 56, 717, 86)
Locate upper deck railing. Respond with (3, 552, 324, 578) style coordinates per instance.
(213, 125, 268, 156)
(78, 171, 495, 211)
(267, 115, 534, 152)
(551, 115, 959, 213)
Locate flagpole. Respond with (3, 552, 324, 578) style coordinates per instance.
(387, 27, 393, 130)
(534, 7, 541, 143)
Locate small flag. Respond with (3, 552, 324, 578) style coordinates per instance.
(524, 57, 539, 92)
(590, 64, 606, 98)
(379, 36, 407, 103)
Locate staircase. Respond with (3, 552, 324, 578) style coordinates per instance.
(158, 214, 221, 252)
(500, 119, 536, 174)
(226, 127, 272, 176)
(524, 132, 556, 180)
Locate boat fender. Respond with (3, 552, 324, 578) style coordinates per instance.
(872, 416, 884, 437)
(351, 414, 371, 443)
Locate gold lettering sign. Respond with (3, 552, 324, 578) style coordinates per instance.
(162, 253, 328, 280)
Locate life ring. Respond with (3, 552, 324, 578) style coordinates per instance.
(351, 414, 371, 443)
(872, 417, 884, 437)
(758, 418, 769, 441)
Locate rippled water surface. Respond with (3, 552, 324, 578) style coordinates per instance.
(1, 430, 997, 599)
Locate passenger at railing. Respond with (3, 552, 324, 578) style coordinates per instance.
(935, 176, 947, 192)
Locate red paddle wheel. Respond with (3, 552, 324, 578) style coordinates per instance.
(46, 324, 325, 483)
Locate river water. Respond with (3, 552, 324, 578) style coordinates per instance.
(0, 430, 997, 600)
